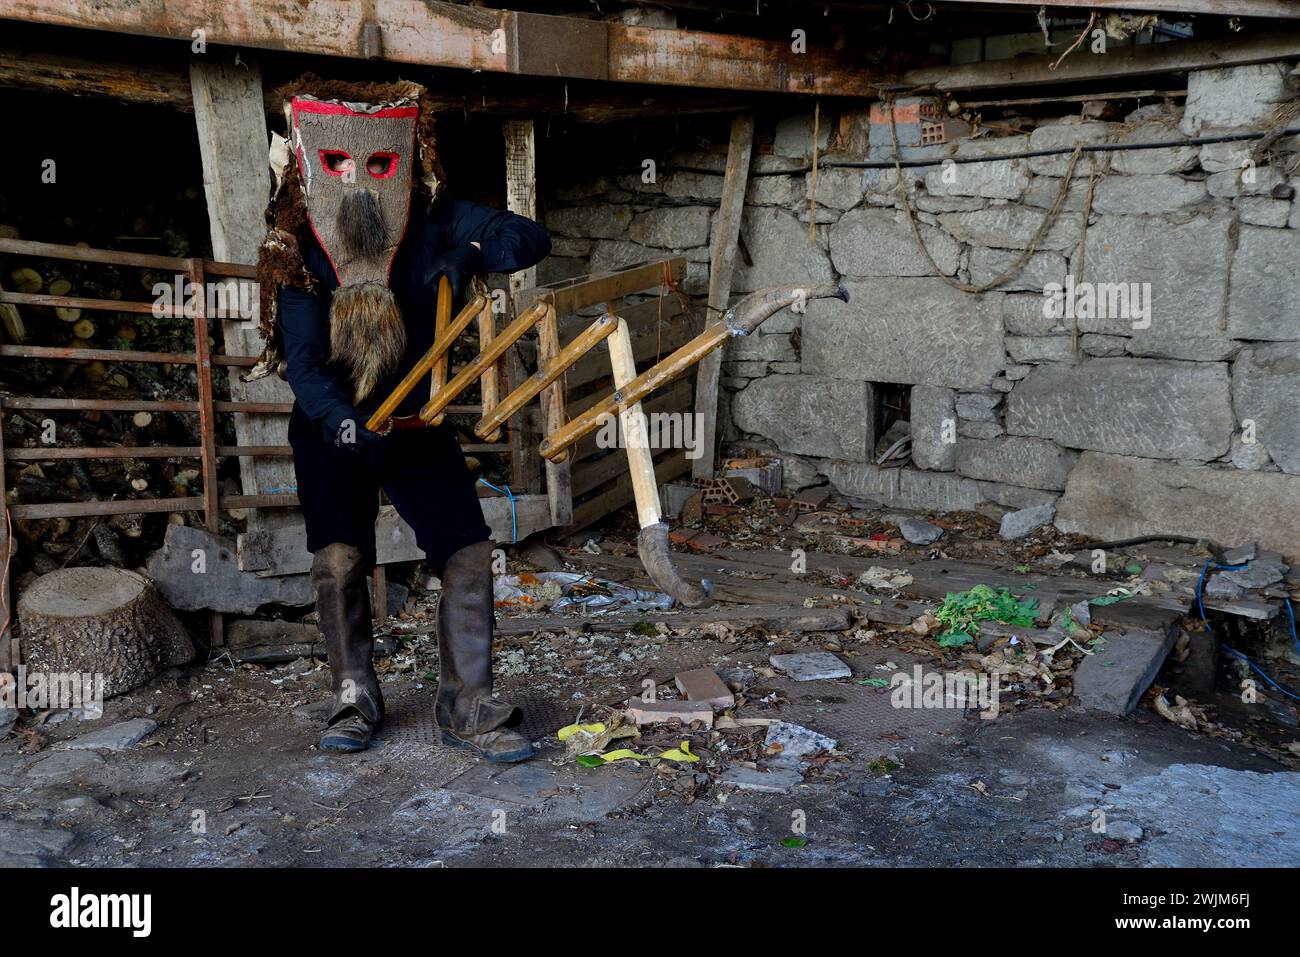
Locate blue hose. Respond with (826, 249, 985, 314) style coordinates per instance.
(1197, 559, 1300, 702)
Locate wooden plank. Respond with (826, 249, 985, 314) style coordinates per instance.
(428, 277, 452, 422)
(607, 316, 662, 529)
(189, 58, 306, 572)
(902, 29, 1300, 93)
(503, 116, 565, 529)
(476, 299, 501, 442)
(0, 1, 880, 93)
(693, 113, 753, 480)
(0, 47, 758, 122)
(503, 120, 538, 303)
(0, 416, 12, 673)
(515, 258, 686, 317)
(936, 0, 1298, 19)
(537, 303, 573, 526)
(496, 602, 853, 636)
(507, 347, 543, 495)
(238, 494, 552, 576)
(569, 449, 688, 532)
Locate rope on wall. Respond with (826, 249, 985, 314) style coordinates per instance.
(885, 94, 1082, 294)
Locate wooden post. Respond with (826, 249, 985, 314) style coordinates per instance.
(692, 112, 753, 480)
(428, 276, 452, 422)
(503, 117, 563, 527)
(503, 119, 538, 304)
(190, 58, 302, 574)
(0, 411, 12, 674)
(189, 258, 224, 647)
(536, 303, 573, 526)
(476, 298, 501, 442)
(607, 318, 662, 530)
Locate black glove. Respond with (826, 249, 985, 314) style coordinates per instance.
(332, 416, 385, 468)
(424, 244, 483, 301)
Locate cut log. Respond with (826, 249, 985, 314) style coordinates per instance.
(17, 567, 195, 697)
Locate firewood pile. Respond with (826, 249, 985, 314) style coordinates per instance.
(0, 219, 240, 588)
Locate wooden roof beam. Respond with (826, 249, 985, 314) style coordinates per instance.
(0, 47, 759, 121)
(899, 26, 1300, 91)
(0, 0, 878, 95)
(934, 0, 1300, 20)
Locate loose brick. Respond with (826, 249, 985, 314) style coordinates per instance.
(673, 668, 736, 710)
(625, 699, 714, 728)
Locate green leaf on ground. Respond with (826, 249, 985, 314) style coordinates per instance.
(933, 584, 1038, 646)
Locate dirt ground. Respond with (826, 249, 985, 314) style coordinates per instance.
(3, 499, 1298, 868)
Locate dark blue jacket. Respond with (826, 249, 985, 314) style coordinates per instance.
(278, 197, 551, 440)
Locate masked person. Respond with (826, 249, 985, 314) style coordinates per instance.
(252, 76, 550, 760)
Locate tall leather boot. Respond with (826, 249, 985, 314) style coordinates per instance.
(313, 543, 383, 753)
(435, 541, 535, 762)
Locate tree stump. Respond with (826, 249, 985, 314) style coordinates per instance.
(17, 568, 194, 697)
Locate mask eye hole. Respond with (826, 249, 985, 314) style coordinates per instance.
(366, 152, 398, 179)
(320, 150, 354, 176)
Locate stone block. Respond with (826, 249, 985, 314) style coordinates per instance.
(938, 205, 1080, 251)
(626, 698, 713, 727)
(955, 392, 999, 422)
(958, 420, 1004, 439)
(1091, 175, 1207, 215)
(1226, 227, 1300, 340)
(821, 459, 899, 503)
(830, 207, 958, 277)
(923, 135, 1030, 199)
(662, 170, 724, 201)
(63, 718, 158, 752)
(1080, 334, 1127, 357)
(627, 206, 711, 248)
(1111, 121, 1199, 175)
(900, 517, 944, 545)
(1003, 294, 1067, 337)
(546, 205, 633, 239)
(969, 247, 1066, 292)
(911, 384, 957, 471)
(146, 524, 313, 614)
(1005, 335, 1076, 363)
(770, 652, 851, 681)
(1027, 120, 1115, 177)
(807, 164, 866, 210)
(732, 376, 873, 462)
(1239, 195, 1292, 228)
(802, 278, 1004, 389)
(1182, 63, 1294, 133)
(1073, 628, 1177, 715)
(999, 503, 1055, 539)
(1055, 452, 1300, 560)
(674, 668, 735, 709)
(1067, 213, 1231, 341)
(1005, 358, 1233, 460)
(732, 207, 835, 294)
(896, 467, 985, 511)
(719, 765, 802, 793)
(1023, 176, 1090, 212)
(1126, 337, 1240, 362)
(724, 332, 797, 363)
(588, 239, 658, 275)
(956, 436, 1078, 491)
(1232, 343, 1300, 475)
(1207, 166, 1287, 198)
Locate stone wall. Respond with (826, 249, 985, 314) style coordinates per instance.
(538, 62, 1300, 557)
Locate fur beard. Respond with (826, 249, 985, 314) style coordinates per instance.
(329, 283, 406, 404)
